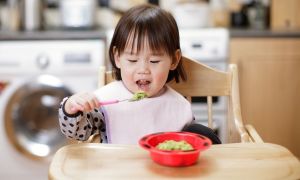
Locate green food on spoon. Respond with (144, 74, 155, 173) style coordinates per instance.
(130, 91, 148, 101)
(156, 140, 194, 151)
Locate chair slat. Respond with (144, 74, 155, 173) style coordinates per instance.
(207, 96, 213, 129)
(105, 71, 114, 84)
(98, 66, 105, 87)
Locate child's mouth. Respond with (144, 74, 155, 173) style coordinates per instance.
(136, 79, 150, 91)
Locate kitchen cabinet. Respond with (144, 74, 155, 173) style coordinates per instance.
(271, 0, 300, 30)
(230, 38, 300, 158)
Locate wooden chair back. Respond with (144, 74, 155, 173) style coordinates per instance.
(169, 57, 249, 143)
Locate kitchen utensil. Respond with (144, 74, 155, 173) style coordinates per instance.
(85, 93, 147, 127)
(81, 98, 136, 129)
(99, 98, 133, 105)
(99, 92, 148, 105)
(139, 132, 212, 167)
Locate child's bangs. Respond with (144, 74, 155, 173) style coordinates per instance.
(126, 26, 172, 56)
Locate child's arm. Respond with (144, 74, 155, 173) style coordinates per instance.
(58, 97, 107, 142)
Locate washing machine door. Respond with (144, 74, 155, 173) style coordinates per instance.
(3, 75, 72, 159)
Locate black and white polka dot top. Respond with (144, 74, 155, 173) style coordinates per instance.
(58, 97, 107, 143)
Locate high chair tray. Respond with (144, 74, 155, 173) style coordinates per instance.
(49, 143, 300, 180)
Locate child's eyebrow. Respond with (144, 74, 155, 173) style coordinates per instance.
(151, 52, 164, 56)
(123, 51, 164, 56)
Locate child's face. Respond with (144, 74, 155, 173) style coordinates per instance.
(114, 37, 180, 97)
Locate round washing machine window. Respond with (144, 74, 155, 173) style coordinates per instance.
(3, 75, 72, 160)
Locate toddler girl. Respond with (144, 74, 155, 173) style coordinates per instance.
(58, 4, 220, 144)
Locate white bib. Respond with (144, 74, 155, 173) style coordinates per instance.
(94, 81, 193, 144)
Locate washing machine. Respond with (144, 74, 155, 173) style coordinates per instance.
(0, 39, 105, 179)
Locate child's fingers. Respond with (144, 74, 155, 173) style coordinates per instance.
(70, 102, 84, 113)
(81, 93, 99, 110)
(95, 98, 101, 107)
(76, 98, 93, 112)
(91, 94, 101, 107)
(68, 92, 99, 113)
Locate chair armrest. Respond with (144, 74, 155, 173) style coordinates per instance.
(245, 124, 264, 143)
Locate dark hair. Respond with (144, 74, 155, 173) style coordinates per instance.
(108, 4, 186, 83)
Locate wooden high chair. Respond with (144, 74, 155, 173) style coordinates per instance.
(168, 56, 263, 143)
(88, 56, 263, 143)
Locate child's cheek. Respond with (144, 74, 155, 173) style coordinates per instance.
(155, 72, 169, 82)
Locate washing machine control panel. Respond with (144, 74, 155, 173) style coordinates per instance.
(0, 40, 105, 75)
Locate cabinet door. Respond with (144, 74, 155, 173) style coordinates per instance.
(271, 0, 300, 29)
(230, 38, 300, 158)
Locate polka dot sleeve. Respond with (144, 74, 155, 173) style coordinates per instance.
(58, 97, 107, 142)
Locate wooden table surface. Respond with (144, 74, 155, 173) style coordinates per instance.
(49, 143, 300, 180)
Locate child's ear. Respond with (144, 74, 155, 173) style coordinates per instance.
(113, 47, 121, 68)
(170, 49, 181, 70)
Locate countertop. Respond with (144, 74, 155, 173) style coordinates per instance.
(0, 28, 300, 40)
(230, 28, 300, 38)
(0, 29, 107, 40)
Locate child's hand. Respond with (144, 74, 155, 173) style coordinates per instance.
(64, 92, 100, 114)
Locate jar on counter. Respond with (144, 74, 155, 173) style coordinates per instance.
(21, 0, 44, 31)
(59, 0, 97, 29)
(5, 0, 22, 31)
(247, 0, 269, 29)
(210, 0, 230, 27)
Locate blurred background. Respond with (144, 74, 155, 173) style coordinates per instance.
(0, 0, 299, 179)
(0, 0, 274, 31)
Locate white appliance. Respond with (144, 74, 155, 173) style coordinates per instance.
(0, 39, 105, 179)
(180, 28, 229, 143)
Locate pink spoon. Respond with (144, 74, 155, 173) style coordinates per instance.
(98, 99, 129, 105)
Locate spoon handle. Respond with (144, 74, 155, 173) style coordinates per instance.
(99, 99, 120, 105)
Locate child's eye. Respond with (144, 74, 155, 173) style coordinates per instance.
(128, 59, 137, 63)
(150, 60, 160, 64)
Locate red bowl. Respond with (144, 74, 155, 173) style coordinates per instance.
(139, 132, 211, 167)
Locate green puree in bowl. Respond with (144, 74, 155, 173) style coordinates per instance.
(156, 140, 194, 151)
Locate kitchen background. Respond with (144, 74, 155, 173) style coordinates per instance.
(0, 0, 299, 179)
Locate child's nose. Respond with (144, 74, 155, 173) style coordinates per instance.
(137, 61, 150, 74)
